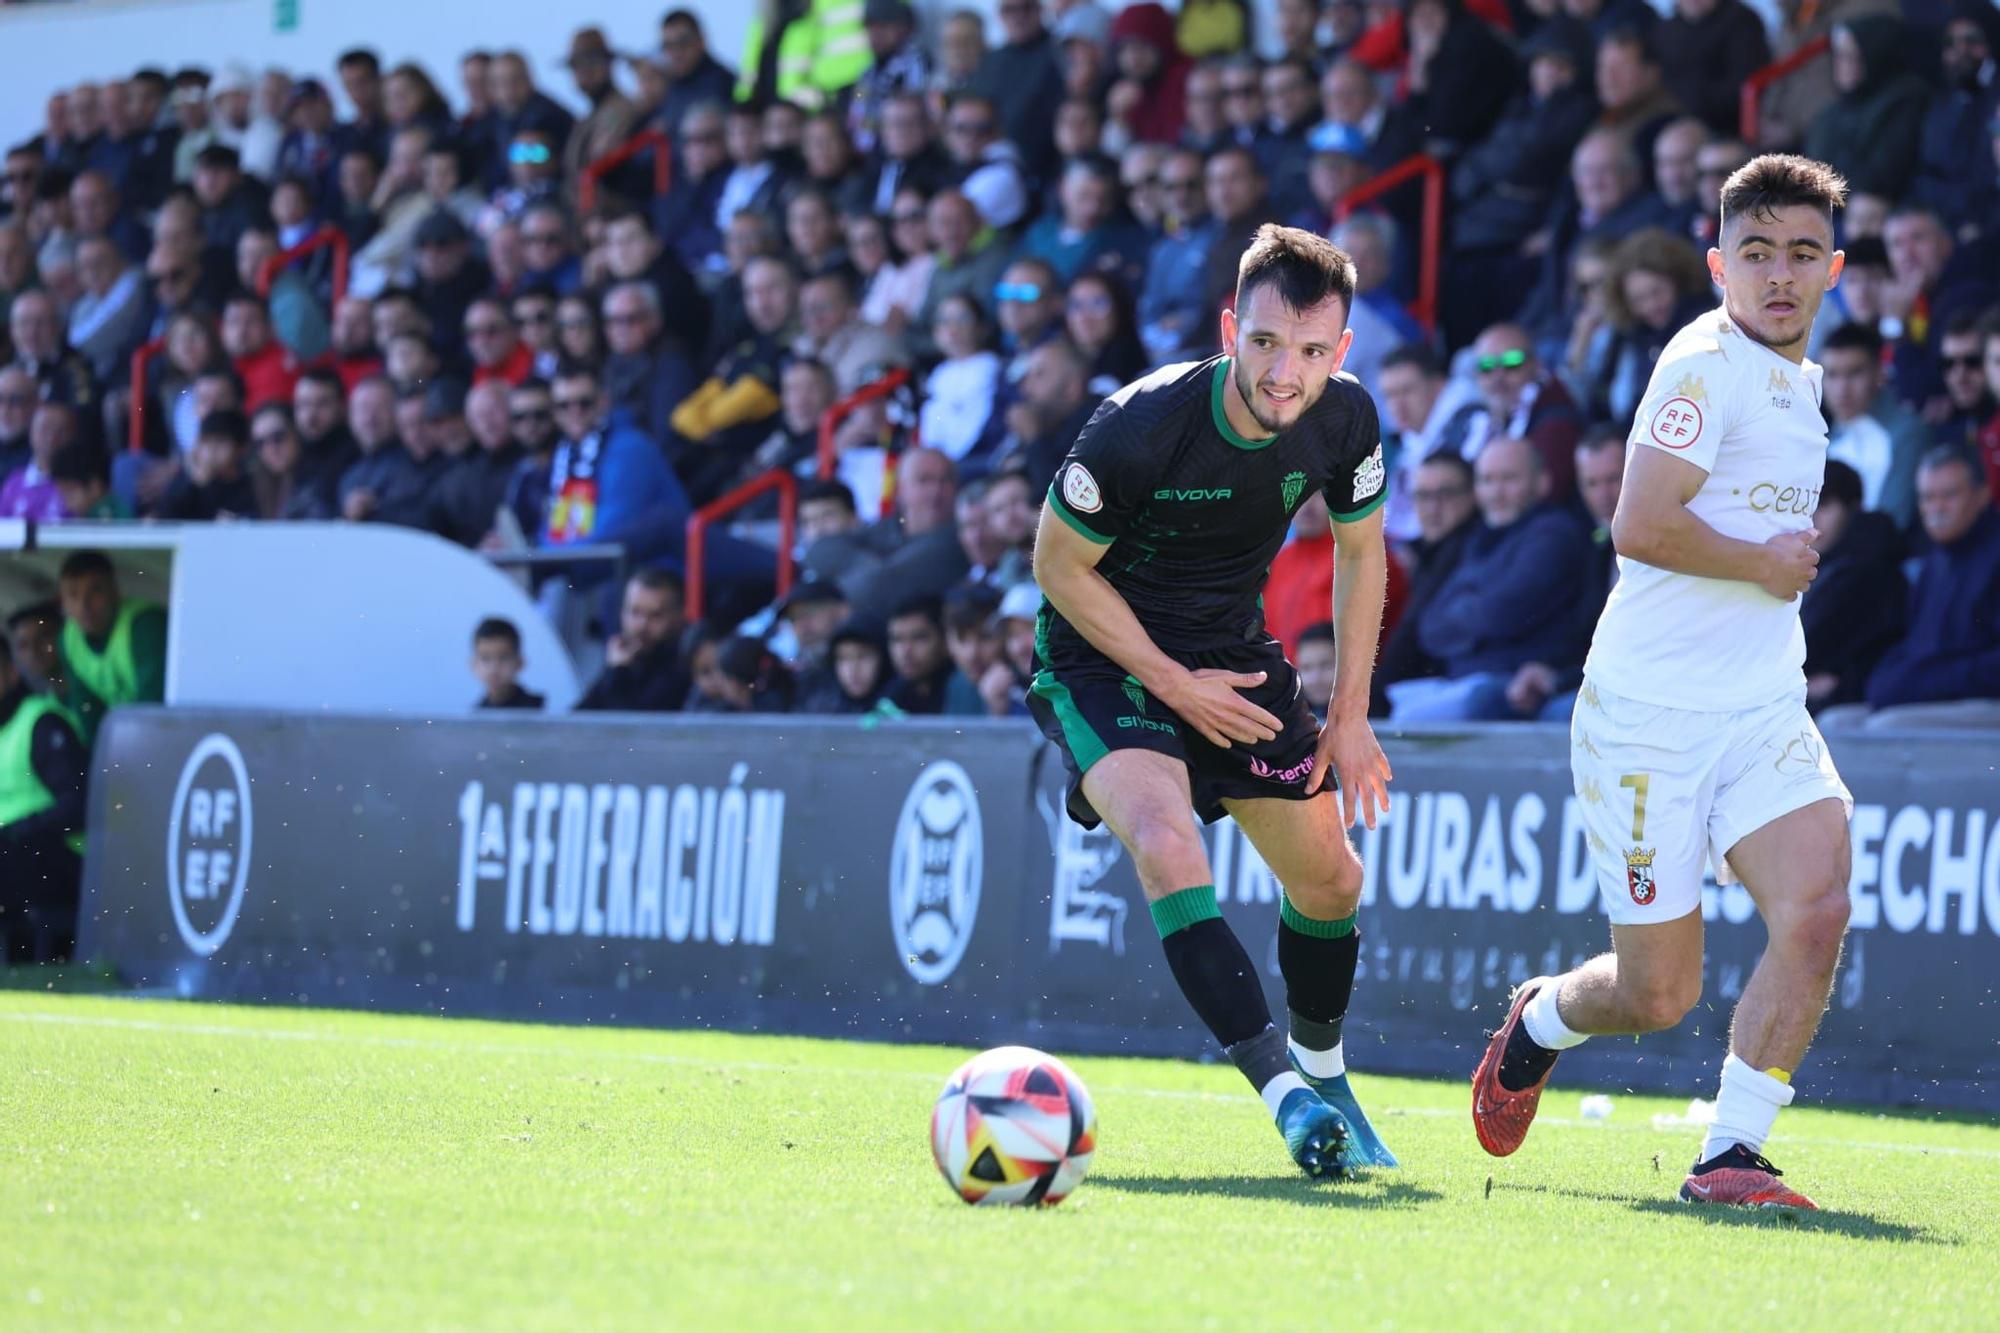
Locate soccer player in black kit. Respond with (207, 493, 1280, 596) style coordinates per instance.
(1030, 226, 1397, 1177)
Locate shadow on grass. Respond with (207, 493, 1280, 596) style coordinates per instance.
(1093, 1173, 1444, 1209)
(1493, 1181, 1951, 1244)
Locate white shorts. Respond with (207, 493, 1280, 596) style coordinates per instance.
(1571, 678, 1852, 926)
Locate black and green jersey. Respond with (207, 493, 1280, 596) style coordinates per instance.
(1043, 354, 1387, 656)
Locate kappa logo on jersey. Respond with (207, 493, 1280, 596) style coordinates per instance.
(891, 761, 984, 985)
(1651, 397, 1704, 449)
(1768, 368, 1792, 394)
(1352, 445, 1385, 503)
(1281, 470, 1307, 511)
(167, 733, 254, 957)
(1625, 846, 1658, 906)
(1062, 463, 1103, 514)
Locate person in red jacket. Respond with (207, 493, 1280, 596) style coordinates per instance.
(1264, 489, 1408, 658)
(1105, 3, 1191, 146)
(221, 294, 299, 413)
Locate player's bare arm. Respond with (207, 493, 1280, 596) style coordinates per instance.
(1033, 507, 1282, 749)
(1304, 505, 1392, 829)
(1612, 445, 1819, 601)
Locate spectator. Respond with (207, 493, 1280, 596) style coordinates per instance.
(995, 336, 1098, 493)
(920, 292, 1002, 463)
(672, 255, 793, 498)
(941, 93, 1030, 232)
(978, 579, 1040, 717)
(576, 569, 692, 713)
(1330, 213, 1422, 400)
(1288, 125, 1374, 236)
(1064, 271, 1145, 397)
(247, 404, 320, 520)
(6, 601, 65, 697)
(940, 582, 1003, 714)
(1198, 146, 1267, 319)
(810, 615, 890, 713)
(854, 466, 1031, 614)
(554, 292, 604, 368)
(0, 365, 31, 480)
(337, 374, 416, 523)
(191, 143, 269, 259)
(1402, 0, 1519, 157)
(55, 548, 166, 744)
(1838, 448, 2000, 727)
(485, 53, 576, 194)
(1592, 27, 1683, 182)
(853, 194, 935, 335)
(559, 27, 642, 191)
(1255, 58, 1321, 218)
(934, 9, 990, 106)
(995, 258, 1067, 370)
(1880, 206, 1996, 416)
(601, 280, 698, 451)
(794, 266, 902, 394)
(972, 0, 1068, 179)
(883, 594, 953, 713)
(1464, 322, 1584, 500)
(544, 363, 690, 574)
(1391, 436, 1589, 721)
(1937, 313, 1997, 456)
(287, 369, 359, 519)
(1805, 15, 1931, 201)
(1823, 321, 1929, 531)
(745, 356, 835, 481)
(1, 401, 74, 522)
(1019, 156, 1148, 290)
(49, 440, 127, 521)
(656, 106, 731, 277)
(1518, 426, 1627, 719)
(328, 296, 385, 389)
(1372, 451, 1477, 714)
(690, 635, 795, 713)
(0, 632, 88, 965)
(1653, 0, 1770, 136)
(464, 297, 534, 387)
(1138, 147, 1213, 362)
(237, 225, 329, 363)
(799, 476, 891, 593)
(1911, 4, 2000, 235)
(1265, 490, 1339, 657)
(1178, 61, 1229, 157)
(877, 442, 959, 546)
(774, 578, 849, 693)
(1105, 2, 1191, 146)
(471, 617, 545, 710)
(9, 289, 96, 414)
(65, 237, 148, 388)
(430, 380, 525, 546)
(411, 209, 490, 347)
(1296, 621, 1338, 723)
(1522, 128, 1672, 349)
(1120, 144, 1170, 242)
(1801, 459, 1907, 712)
(156, 407, 257, 520)
(916, 189, 1011, 335)
(1651, 116, 1711, 238)
(501, 376, 559, 539)
(849, 0, 933, 153)
(221, 293, 297, 412)
(735, 0, 872, 111)
(1316, 58, 1420, 172)
(1982, 315, 2000, 497)
(1582, 227, 1714, 425)
(1377, 344, 1482, 542)
(655, 12, 738, 139)
(856, 93, 953, 218)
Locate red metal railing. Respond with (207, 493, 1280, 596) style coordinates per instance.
(816, 367, 913, 518)
(256, 224, 350, 305)
(1334, 152, 1444, 336)
(685, 467, 798, 622)
(579, 129, 674, 214)
(1741, 36, 1829, 144)
(126, 336, 166, 453)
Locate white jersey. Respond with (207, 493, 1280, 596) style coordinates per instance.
(1584, 306, 1827, 713)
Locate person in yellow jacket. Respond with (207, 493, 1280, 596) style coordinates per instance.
(0, 633, 88, 963)
(56, 550, 167, 747)
(671, 255, 796, 498)
(737, 0, 872, 111)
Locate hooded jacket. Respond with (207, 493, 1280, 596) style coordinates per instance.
(1804, 15, 1932, 198)
(1108, 4, 1192, 144)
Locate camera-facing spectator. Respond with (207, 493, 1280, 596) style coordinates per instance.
(1824, 321, 1930, 532)
(50, 439, 126, 521)
(1295, 621, 1338, 724)
(853, 190, 936, 335)
(558, 27, 641, 190)
(775, 578, 849, 693)
(157, 407, 257, 520)
(1020, 156, 1147, 291)
(917, 188, 1011, 339)
(943, 92, 1030, 231)
(882, 594, 953, 714)
(576, 569, 691, 713)
(996, 337, 1098, 495)
(221, 293, 299, 412)
(806, 615, 890, 713)
(1935, 313, 1996, 456)
(0, 364, 38, 479)
(601, 280, 697, 451)
(471, 616, 545, 711)
(543, 363, 689, 568)
(940, 581, 1003, 715)
(1377, 344, 1483, 542)
(1373, 452, 1477, 715)
(1577, 227, 1712, 425)
(689, 634, 795, 714)
(977, 579, 1040, 718)
(67, 236, 148, 387)
(9, 289, 96, 415)
(429, 380, 523, 546)
(1064, 271, 1145, 398)
(1800, 459, 1908, 712)
(1, 400, 76, 522)
(247, 403, 317, 520)
(1805, 15, 1930, 203)
(654, 13, 736, 140)
(672, 255, 794, 500)
(1137, 148, 1213, 363)
(920, 291, 1003, 465)
(794, 265, 903, 395)
(1465, 322, 1585, 502)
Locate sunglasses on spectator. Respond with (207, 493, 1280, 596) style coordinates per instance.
(514, 308, 554, 326)
(511, 407, 551, 422)
(1943, 354, 1983, 370)
(1475, 349, 1530, 373)
(994, 281, 1043, 303)
(508, 142, 553, 165)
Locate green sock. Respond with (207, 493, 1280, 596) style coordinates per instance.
(1149, 884, 1220, 938)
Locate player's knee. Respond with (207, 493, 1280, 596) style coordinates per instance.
(1284, 855, 1362, 920)
(1630, 970, 1702, 1033)
(1777, 879, 1852, 964)
(1126, 812, 1208, 889)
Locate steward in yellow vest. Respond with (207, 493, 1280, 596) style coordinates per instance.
(56, 550, 167, 745)
(0, 634, 88, 963)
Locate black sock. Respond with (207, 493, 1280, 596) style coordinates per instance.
(1497, 988, 1562, 1092)
(1277, 896, 1358, 1055)
(1152, 886, 1275, 1052)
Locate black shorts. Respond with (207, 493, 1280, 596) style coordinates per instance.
(1028, 636, 1330, 829)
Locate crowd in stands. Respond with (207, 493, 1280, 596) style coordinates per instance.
(1, 0, 1997, 750)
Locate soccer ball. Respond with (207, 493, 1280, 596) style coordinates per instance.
(930, 1045, 1097, 1206)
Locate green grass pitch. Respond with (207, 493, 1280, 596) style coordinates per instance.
(4, 991, 1998, 1329)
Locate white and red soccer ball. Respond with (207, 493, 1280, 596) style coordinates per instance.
(930, 1046, 1097, 1206)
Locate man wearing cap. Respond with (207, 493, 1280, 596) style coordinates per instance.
(412, 209, 491, 342)
(561, 27, 643, 192)
(848, 0, 932, 153)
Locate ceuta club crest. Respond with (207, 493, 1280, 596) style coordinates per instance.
(1625, 846, 1657, 906)
(1281, 470, 1307, 511)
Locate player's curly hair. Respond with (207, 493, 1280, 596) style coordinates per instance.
(1235, 224, 1358, 322)
(1719, 154, 1848, 229)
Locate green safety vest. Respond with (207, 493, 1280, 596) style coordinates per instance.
(61, 598, 160, 710)
(736, 0, 871, 110)
(0, 693, 87, 856)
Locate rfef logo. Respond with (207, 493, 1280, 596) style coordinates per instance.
(166, 733, 253, 956)
(891, 761, 983, 985)
(1650, 397, 1703, 449)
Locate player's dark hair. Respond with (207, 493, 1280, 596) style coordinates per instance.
(1719, 154, 1847, 230)
(1297, 621, 1337, 651)
(1821, 458, 1863, 510)
(473, 616, 522, 651)
(58, 550, 115, 583)
(1235, 224, 1357, 321)
(1823, 321, 1884, 359)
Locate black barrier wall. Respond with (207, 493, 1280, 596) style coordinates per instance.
(83, 710, 2000, 1111)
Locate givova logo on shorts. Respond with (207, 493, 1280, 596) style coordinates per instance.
(891, 761, 983, 984)
(166, 733, 253, 956)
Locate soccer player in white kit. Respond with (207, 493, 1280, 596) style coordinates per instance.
(1471, 156, 1854, 1212)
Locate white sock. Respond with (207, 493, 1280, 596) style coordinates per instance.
(1701, 1053, 1795, 1161)
(1258, 1070, 1309, 1120)
(1522, 977, 1590, 1051)
(1288, 1036, 1345, 1079)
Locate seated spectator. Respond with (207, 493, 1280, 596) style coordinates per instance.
(1591, 27, 1683, 184)
(1390, 437, 1589, 721)
(1982, 316, 2000, 499)
(1328, 214, 1422, 401)
(774, 579, 849, 693)
(191, 143, 269, 260)
(1650, 116, 1710, 240)
(1511, 427, 1627, 720)
(9, 290, 96, 415)
(286, 369, 359, 519)
(558, 27, 642, 191)
(1257, 59, 1322, 221)
(1402, 0, 1519, 157)
(807, 616, 890, 714)
(716, 102, 788, 231)
(1520, 128, 1672, 350)
(751, 358, 836, 480)
(994, 337, 1099, 495)
(672, 255, 793, 500)
(934, 10, 990, 106)
(1464, 322, 1584, 502)
(500, 377, 559, 541)
(852, 463, 1033, 617)
(601, 209, 709, 356)
(0, 633, 88, 964)
(1654, 0, 1769, 137)
(1910, 5, 2000, 235)
(1064, 271, 1145, 398)
(157, 407, 257, 521)
(50, 440, 128, 521)
(1294, 620, 1339, 724)
(464, 297, 533, 386)
(0, 366, 32, 480)
(55, 548, 166, 744)
(941, 92, 1029, 231)
(67, 236, 149, 387)
(1018, 156, 1148, 290)
(247, 404, 317, 521)
(1376, 344, 1482, 543)
(883, 595, 954, 714)
(1104, 2, 1191, 146)
(994, 258, 1067, 372)
(1805, 15, 1931, 203)
(430, 381, 524, 546)
(794, 266, 903, 395)
(802, 112, 864, 205)
(977, 579, 1040, 718)
(1828, 448, 2000, 729)
(1137, 147, 1215, 364)
(1579, 227, 1714, 425)
(545, 364, 689, 570)
(919, 293, 1003, 464)
(514, 204, 583, 298)
(601, 280, 697, 451)
(656, 103, 730, 277)
(688, 635, 795, 714)
(554, 293, 604, 368)
(471, 616, 545, 710)
(221, 293, 298, 412)
(1935, 313, 1996, 457)
(940, 582, 1004, 715)
(1, 402, 75, 522)
(1801, 460, 1907, 713)
(575, 569, 692, 713)
(1265, 490, 1336, 658)
(852, 192, 935, 336)
(1372, 451, 1476, 715)
(916, 189, 1012, 339)
(1824, 321, 1929, 531)
(338, 374, 416, 523)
